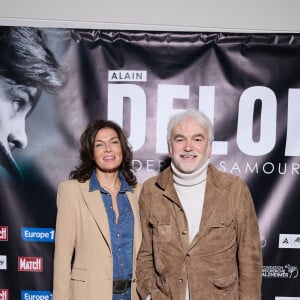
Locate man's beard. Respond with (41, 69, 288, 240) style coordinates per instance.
(0, 141, 23, 184)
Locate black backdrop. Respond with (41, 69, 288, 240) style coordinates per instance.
(1, 27, 300, 300)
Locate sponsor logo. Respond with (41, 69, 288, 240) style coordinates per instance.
(108, 70, 147, 82)
(21, 228, 55, 243)
(262, 265, 299, 278)
(21, 290, 52, 300)
(0, 255, 7, 270)
(279, 234, 300, 249)
(18, 257, 43, 272)
(0, 289, 8, 300)
(0, 226, 8, 241)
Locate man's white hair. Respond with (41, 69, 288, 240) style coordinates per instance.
(167, 109, 214, 143)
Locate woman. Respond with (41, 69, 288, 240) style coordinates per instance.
(53, 119, 142, 300)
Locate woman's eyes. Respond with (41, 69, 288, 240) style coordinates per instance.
(95, 143, 104, 148)
(95, 140, 120, 148)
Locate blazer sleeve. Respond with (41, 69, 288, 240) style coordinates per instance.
(53, 181, 78, 300)
(136, 183, 157, 299)
(236, 180, 263, 299)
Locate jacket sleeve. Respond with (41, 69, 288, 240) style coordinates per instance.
(53, 181, 77, 300)
(236, 181, 263, 299)
(136, 183, 157, 299)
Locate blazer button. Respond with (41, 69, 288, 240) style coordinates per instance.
(182, 230, 188, 235)
(178, 278, 184, 284)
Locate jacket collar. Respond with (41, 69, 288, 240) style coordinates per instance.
(77, 179, 141, 254)
(156, 167, 182, 207)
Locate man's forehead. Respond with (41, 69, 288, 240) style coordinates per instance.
(0, 76, 39, 100)
(173, 118, 207, 134)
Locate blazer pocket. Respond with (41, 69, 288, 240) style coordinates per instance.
(150, 214, 172, 243)
(71, 268, 87, 282)
(207, 214, 235, 247)
(209, 214, 233, 228)
(210, 272, 237, 294)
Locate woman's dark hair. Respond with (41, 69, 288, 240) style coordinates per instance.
(69, 119, 137, 187)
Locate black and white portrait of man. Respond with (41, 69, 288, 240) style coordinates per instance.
(0, 26, 64, 184)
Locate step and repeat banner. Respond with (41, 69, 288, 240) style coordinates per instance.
(1, 26, 300, 299)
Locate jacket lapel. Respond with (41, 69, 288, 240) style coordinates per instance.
(127, 186, 142, 255)
(157, 168, 183, 208)
(80, 180, 111, 252)
(190, 167, 224, 248)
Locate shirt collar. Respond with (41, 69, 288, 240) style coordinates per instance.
(89, 170, 132, 193)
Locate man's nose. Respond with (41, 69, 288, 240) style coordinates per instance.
(8, 121, 28, 149)
(184, 140, 193, 151)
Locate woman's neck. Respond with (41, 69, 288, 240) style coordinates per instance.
(95, 169, 120, 191)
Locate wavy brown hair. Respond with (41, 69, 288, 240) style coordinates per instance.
(69, 119, 137, 186)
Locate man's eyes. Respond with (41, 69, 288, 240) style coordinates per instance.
(8, 89, 33, 113)
(174, 137, 204, 142)
(175, 137, 184, 142)
(12, 98, 26, 112)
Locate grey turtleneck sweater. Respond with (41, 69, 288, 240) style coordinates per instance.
(171, 159, 209, 243)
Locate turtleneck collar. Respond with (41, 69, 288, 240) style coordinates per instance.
(171, 159, 209, 187)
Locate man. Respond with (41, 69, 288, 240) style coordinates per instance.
(0, 26, 64, 184)
(136, 110, 262, 299)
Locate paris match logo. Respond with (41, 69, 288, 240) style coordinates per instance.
(0, 289, 8, 300)
(18, 257, 43, 272)
(0, 226, 8, 241)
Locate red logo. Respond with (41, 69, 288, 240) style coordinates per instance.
(0, 226, 8, 241)
(18, 257, 43, 272)
(0, 289, 8, 300)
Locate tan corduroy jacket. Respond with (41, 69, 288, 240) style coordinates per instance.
(136, 164, 262, 300)
(53, 179, 142, 300)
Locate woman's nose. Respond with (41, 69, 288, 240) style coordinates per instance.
(104, 143, 112, 152)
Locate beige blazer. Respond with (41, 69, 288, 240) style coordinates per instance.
(53, 179, 142, 300)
